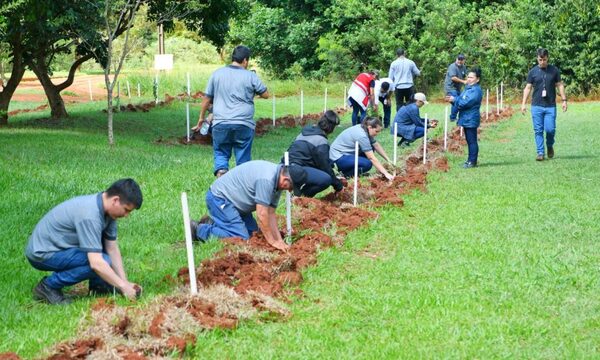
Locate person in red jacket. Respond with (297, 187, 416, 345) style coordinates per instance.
(347, 70, 379, 125)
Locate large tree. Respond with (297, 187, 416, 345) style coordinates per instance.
(0, 0, 27, 126)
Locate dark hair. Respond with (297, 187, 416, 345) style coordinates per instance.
(537, 48, 549, 58)
(232, 45, 251, 63)
(396, 48, 405, 57)
(361, 116, 382, 141)
(457, 54, 465, 60)
(106, 178, 143, 209)
(469, 67, 482, 80)
(381, 81, 390, 92)
(318, 110, 340, 134)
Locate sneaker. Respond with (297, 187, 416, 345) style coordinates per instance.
(536, 154, 544, 161)
(33, 277, 72, 305)
(215, 169, 228, 177)
(548, 147, 554, 159)
(463, 161, 477, 168)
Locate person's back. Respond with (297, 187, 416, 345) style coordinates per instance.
(210, 160, 282, 214)
(26, 194, 114, 263)
(288, 125, 329, 168)
(394, 102, 419, 127)
(209, 65, 266, 128)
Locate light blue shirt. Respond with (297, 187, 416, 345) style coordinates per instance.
(329, 125, 375, 161)
(388, 57, 421, 89)
(26, 193, 117, 262)
(205, 65, 268, 130)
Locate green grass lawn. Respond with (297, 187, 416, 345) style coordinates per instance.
(0, 99, 598, 358)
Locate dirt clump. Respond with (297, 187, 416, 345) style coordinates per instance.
(46, 338, 103, 360)
(0, 353, 21, 360)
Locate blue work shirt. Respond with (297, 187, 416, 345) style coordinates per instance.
(391, 103, 426, 141)
(454, 84, 483, 128)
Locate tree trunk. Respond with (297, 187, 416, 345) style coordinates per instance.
(28, 58, 68, 119)
(0, 48, 26, 126)
(107, 90, 114, 145)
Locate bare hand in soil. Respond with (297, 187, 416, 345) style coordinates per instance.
(271, 240, 290, 252)
(191, 124, 200, 131)
(384, 173, 395, 181)
(429, 120, 438, 128)
(121, 282, 138, 301)
(520, 105, 527, 114)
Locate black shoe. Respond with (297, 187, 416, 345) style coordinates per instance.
(548, 147, 554, 159)
(190, 219, 199, 240)
(463, 161, 477, 168)
(33, 277, 71, 305)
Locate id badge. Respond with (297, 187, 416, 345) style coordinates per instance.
(542, 89, 547, 97)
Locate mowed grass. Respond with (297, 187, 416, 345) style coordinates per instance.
(0, 99, 598, 358)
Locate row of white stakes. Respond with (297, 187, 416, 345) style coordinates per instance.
(179, 84, 509, 294)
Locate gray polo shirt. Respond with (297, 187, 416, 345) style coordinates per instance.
(444, 62, 467, 94)
(210, 160, 282, 214)
(329, 125, 376, 161)
(26, 193, 117, 262)
(205, 65, 268, 130)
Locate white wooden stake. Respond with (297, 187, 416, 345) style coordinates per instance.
(423, 114, 428, 165)
(486, 89, 489, 121)
(393, 122, 398, 176)
(187, 72, 191, 97)
(444, 106, 449, 151)
(272, 94, 276, 127)
(126, 81, 131, 99)
(324, 87, 328, 113)
(186, 102, 190, 143)
(500, 81, 504, 110)
(88, 79, 93, 101)
(353, 141, 359, 207)
(284, 152, 292, 240)
(181, 192, 198, 295)
(137, 83, 141, 98)
(460, 126, 463, 137)
(300, 90, 304, 120)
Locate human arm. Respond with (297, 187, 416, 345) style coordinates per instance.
(412, 62, 421, 77)
(451, 76, 467, 85)
(521, 83, 532, 114)
(256, 204, 289, 251)
(258, 90, 270, 99)
(88, 242, 138, 300)
(557, 81, 567, 112)
(193, 96, 213, 130)
(364, 150, 394, 181)
(370, 82, 378, 112)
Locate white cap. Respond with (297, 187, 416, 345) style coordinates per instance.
(414, 92, 428, 104)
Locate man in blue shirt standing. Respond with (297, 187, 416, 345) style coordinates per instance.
(521, 48, 567, 161)
(444, 54, 468, 121)
(388, 48, 421, 111)
(194, 46, 270, 177)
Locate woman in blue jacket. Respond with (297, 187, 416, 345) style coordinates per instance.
(447, 68, 483, 168)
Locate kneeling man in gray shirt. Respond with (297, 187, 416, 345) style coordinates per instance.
(26, 178, 143, 305)
(193, 160, 307, 251)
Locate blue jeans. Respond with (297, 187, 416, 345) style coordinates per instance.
(28, 248, 112, 290)
(197, 190, 258, 241)
(349, 97, 367, 126)
(335, 154, 372, 177)
(464, 127, 479, 163)
(301, 166, 333, 197)
(447, 90, 459, 120)
(394, 126, 424, 142)
(531, 106, 556, 155)
(211, 123, 254, 174)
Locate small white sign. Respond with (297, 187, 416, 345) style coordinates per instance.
(154, 54, 173, 70)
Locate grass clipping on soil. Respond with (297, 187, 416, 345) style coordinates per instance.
(38, 107, 513, 360)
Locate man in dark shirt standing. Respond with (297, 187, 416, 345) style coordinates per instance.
(521, 48, 568, 161)
(444, 54, 467, 121)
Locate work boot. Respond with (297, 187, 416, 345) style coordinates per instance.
(190, 219, 199, 240)
(536, 154, 544, 161)
(547, 147, 554, 159)
(33, 277, 72, 305)
(463, 161, 477, 168)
